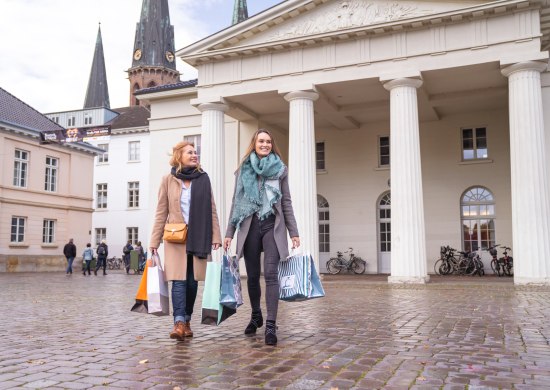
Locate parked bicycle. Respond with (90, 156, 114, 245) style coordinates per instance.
(499, 246, 513, 277)
(434, 245, 460, 275)
(326, 248, 366, 274)
(457, 249, 484, 276)
(107, 256, 122, 270)
(434, 245, 484, 276)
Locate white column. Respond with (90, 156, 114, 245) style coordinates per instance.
(197, 102, 228, 261)
(383, 78, 429, 284)
(501, 61, 550, 285)
(284, 91, 320, 267)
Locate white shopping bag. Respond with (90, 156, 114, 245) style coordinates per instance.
(147, 253, 169, 316)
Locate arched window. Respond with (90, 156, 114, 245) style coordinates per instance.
(378, 192, 391, 252)
(317, 195, 330, 253)
(461, 187, 495, 252)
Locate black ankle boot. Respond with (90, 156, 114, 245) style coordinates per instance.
(244, 311, 263, 335)
(265, 320, 277, 346)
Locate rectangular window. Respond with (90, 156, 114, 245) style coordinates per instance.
(379, 136, 390, 167)
(97, 144, 109, 163)
(128, 181, 140, 208)
(13, 149, 29, 187)
(127, 227, 139, 245)
(95, 228, 106, 247)
(11, 216, 26, 243)
(42, 219, 56, 244)
(462, 127, 488, 160)
(184, 135, 201, 161)
(128, 141, 140, 161)
(68, 116, 76, 127)
(84, 113, 92, 125)
(316, 142, 325, 171)
(51, 116, 59, 123)
(96, 183, 108, 209)
(44, 156, 58, 192)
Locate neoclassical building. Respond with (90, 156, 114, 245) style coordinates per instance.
(138, 0, 550, 285)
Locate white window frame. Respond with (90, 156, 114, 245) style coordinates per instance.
(317, 195, 330, 253)
(42, 219, 56, 244)
(461, 127, 488, 161)
(13, 149, 29, 188)
(128, 181, 140, 208)
(95, 228, 106, 247)
(379, 136, 390, 167)
(461, 187, 496, 252)
(68, 116, 76, 127)
(316, 142, 326, 171)
(51, 116, 59, 123)
(84, 113, 92, 125)
(11, 216, 26, 243)
(96, 183, 108, 209)
(45, 156, 58, 192)
(97, 144, 109, 164)
(128, 141, 140, 162)
(184, 135, 201, 161)
(127, 227, 139, 245)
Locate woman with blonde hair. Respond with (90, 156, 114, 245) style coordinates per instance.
(224, 129, 299, 346)
(150, 141, 222, 340)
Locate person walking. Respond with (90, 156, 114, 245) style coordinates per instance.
(63, 238, 77, 275)
(122, 240, 134, 274)
(223, 129, 300, 346)
(94, 240, 108, 276)
(150, 140, 222, 340)
(82, 243, 94, 276)
(134, 241, 146, 273)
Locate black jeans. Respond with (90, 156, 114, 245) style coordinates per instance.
(243, 214, 280, 322)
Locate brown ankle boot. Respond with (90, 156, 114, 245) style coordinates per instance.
(182, 321, 193, 337)
(169, 321, 185, 340)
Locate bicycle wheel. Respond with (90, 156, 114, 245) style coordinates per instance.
(503, 258, 513, 276)
(351, 258, 366, 274)
(440, 260, 451, 275)
(326, 259, 341, 274)
(115, 259, 122, 270)
(434, 258, 444, 275)
(490, 259, 501, 276)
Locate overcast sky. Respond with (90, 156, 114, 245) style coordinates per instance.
(0, 0, 282, 113)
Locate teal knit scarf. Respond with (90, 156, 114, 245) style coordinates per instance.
(230, 152, 285, 228)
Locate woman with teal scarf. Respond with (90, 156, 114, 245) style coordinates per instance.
(224, 129, 300, 346)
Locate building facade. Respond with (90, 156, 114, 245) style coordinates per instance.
(0, 87, 101, 272)
(138, 0, 550, 285)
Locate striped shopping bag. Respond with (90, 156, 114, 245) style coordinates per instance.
(278, 253, 325, 302)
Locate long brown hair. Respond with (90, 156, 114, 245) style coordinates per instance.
(240, 129, 282, 166)
(169, 141, 202, 172)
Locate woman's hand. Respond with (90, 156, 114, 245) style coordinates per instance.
(291, 237, 300, 249)
(149, 247, 157, 254)
(223, 238, 232, 251)
(212, 243, 221, 250)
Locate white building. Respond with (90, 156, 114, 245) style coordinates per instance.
(136, 0, 550, 285)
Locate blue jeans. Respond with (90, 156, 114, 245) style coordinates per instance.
(66, 257, 74, 274)
(172, 255, 198, 324)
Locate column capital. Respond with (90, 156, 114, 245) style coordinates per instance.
(197, 102, 229, 113)
(383, 77, 423, 91)
(284, 91, 319, 102)
(501, 61, 548, 78)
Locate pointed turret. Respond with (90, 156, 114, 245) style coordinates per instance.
(128, 0, 179, 106)
(84, 25, 110, 109)
(232, 0, 249, 25)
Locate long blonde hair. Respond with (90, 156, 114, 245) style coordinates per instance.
(240, 129, 282, 166)
(169, 141, 202, 172)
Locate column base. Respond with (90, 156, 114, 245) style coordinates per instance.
(388, 275, 430, 284)
(514, 276, 550, 286)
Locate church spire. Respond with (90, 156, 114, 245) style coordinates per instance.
(84, 24, 110, 109)
(232, 0, 249, 25)
(128, 0, 179, 106)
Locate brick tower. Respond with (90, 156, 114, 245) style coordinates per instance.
(128, 0, 180, 106)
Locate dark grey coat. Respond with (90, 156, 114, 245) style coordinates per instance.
(225, 167, 299, 261)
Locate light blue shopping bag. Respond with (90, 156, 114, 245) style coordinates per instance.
(220, 252, 243, 310)
(278, 253, 325, 302)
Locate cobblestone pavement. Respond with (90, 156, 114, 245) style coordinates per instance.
(2, 272, 550, 389)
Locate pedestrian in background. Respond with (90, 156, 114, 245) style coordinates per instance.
(95, 240, 108, 276)
(134, 241, 146, 273)
(63, 238, 77, 275)
(149, 140, 222, 340)
(82, 243, 94, 276)
(224, 129, 300, 346)
(123, 240, 134, 274)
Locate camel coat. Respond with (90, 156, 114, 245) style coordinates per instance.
(225, 168, 299, 260)
(150, 173, 222, 281)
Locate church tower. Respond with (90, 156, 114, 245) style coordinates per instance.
(232, 0, 249, 25)
(84, 25, 110, 109)
(128, 0, 180, 106)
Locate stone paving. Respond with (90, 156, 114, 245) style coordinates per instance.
(1, 271, 550, 389)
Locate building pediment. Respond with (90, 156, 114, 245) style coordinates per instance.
(178, 0, 538, 65)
